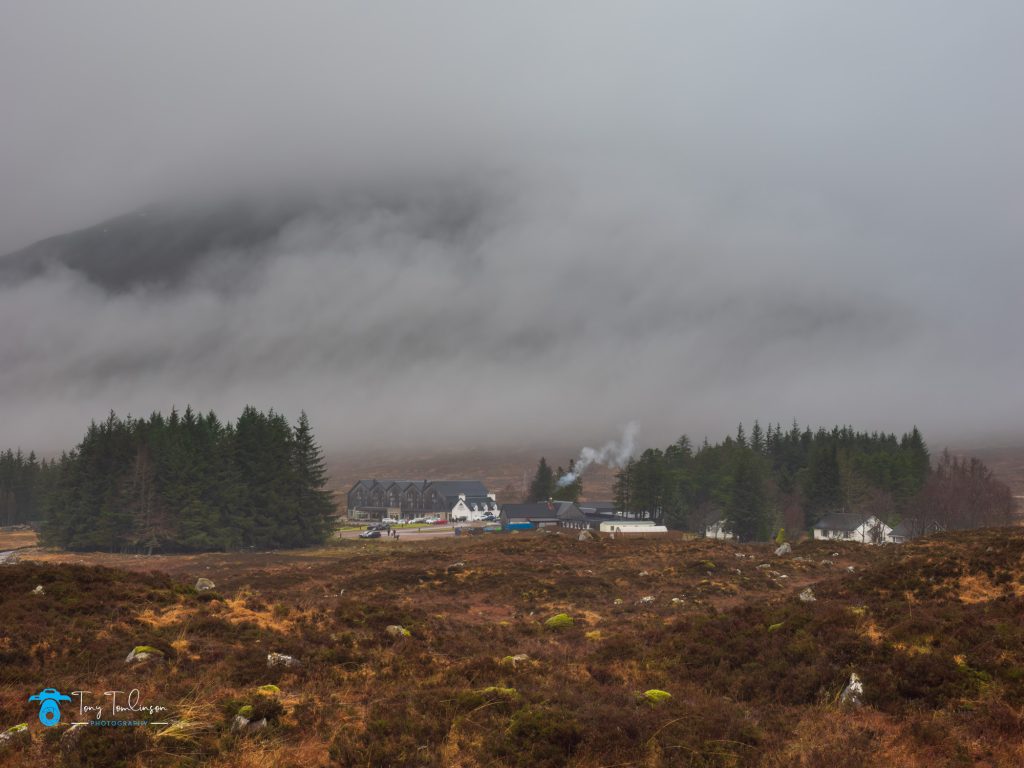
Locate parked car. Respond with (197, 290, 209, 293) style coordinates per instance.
(381, 518, 400, 525)
(366, 522, 390, 531)
(480, 512, 497, 521)
(359, 529, 382, 539)
(410, 517, 428, 524)
(430, 517, 447, 525)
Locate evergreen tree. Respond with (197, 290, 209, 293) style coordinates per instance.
(528, 458, 555, 502)
(725, 450, 770, 541)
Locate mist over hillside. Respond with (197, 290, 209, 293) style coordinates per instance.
(2, 2, 1023, 457)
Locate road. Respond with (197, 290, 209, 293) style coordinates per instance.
(335, 525, 459, 541)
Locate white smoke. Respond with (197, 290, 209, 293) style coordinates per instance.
(556, 421, 639, 487)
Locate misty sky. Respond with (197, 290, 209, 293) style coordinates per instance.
(1, 2, 1022, 457)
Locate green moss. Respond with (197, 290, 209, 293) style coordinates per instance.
(544, 613, 574, 630)
(131, 645, 164, 656)
(643, 689, 672, 705)
(2, 724, 28, 735)
(238, 704, 254, 718)
(768, 622, 785, 632)
(700, 560, 717, 570)
(257, 684, 281, 695)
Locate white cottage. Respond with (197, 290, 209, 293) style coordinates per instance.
(812, 512, 891, 545)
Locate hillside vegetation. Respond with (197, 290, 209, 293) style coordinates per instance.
(1, 528, 1023, 766)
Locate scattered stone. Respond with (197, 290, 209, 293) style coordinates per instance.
(0, 551, 20, 565)
(799, 587, 817, 603)
(446, 562, 466, 574)
(195, 578, 216, 591)
(639, 570, 652, 577)
(671, 597, 685, 605)
(499, 653, 532, 668)
(31, 584, 45, 595)
(385, 625, 412, 639)
(775, 543, 792, 556)
(266, 652, 301, 668)
(831, 552, 840, 557)
(846, 566, 856, 573)
(544, 613, 574, 630)
(125, 645, 165, 664)
(756, 563, 771, 570)
(0, 723, 30, 751)
(59, 723, 88, 755)
(819, 559, 834, 566)
(578, 530, 596, 542)
(639, 596, 655, 605)
(613, 598, 624, 605)
(231, 714, 268, 733)
(733, 568, 742, 575)
(642, 689, 672, 705)
(839, 672, 864, 706)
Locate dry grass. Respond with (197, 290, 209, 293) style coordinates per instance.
(1, 528, 1023, 766)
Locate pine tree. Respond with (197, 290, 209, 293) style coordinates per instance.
(725, 450, 769, 541)
(292, 411, 337, 545)
(528, 458, 555, 502)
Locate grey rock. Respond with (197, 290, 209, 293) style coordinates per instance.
(31, 584, 45, 595)
(385, 625, 411, 639)
(846, 566, 856, 573)
(0, 723, 30, 751)
(774, 543, 792, 556)
(839, 672, 863, 706)
(266, 652, 301, 668)
(0, 551, 20, 565)
(60, 722, 89, 755)
(231, 715, 268, 733)
(195, 577, 216, 591)
(578, 530, 596, 542)
(125, 646, 165, 664)
(798, 587, 817, 603)
(446, 562, 465, 574)
(639, 595, 655, 605)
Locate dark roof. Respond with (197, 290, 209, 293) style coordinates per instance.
(812, 512, 876, 532)
(426, 480, 489, 497)
(502, 501, 582, 521)
(581, 500, 617, 511)
(890, 518, 944, 539)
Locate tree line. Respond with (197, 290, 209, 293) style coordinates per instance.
(3, 407, 336, 552)
(529, 422, 1016, 540)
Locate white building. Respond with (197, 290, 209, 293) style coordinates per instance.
(599, 520, 668, 534)
(812, 512, 891, 545)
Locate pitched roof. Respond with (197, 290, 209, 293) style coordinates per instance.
(812, 512, 877, 531)
(426, 480, 489, 497)
(502, 501, 582, 521)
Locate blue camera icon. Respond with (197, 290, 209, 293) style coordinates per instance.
(28, 688, 71, 726)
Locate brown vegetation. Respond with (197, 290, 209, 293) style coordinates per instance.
(1, 529, 1023, 766)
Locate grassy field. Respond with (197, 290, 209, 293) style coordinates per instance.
(1, 529, 1023, 766)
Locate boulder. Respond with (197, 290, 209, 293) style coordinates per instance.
(266, 652, 301, 668)
(194, 578, 216, 591)
(613, 598, 624, 605)
(578, 530, 596, 542)
(59, 723, 89, 755)
(0, 551, 20, 566)
(445, 562, 465, 574)
(774, 543, 792, 556)
(231, 714, 268, 733)
(499, 653, 532, 668)
(31, 584, 45, 595)
(639, 596, 655, 605)
(385, 625, 411, 639)
(798, 587, 816, 603)
(839, 672, 863, 706)
(0, 723, 30, 752)
(125, 645, 165, 664)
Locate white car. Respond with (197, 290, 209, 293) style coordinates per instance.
(381, 518, 400, 525)
(410, 517, 428, 524)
